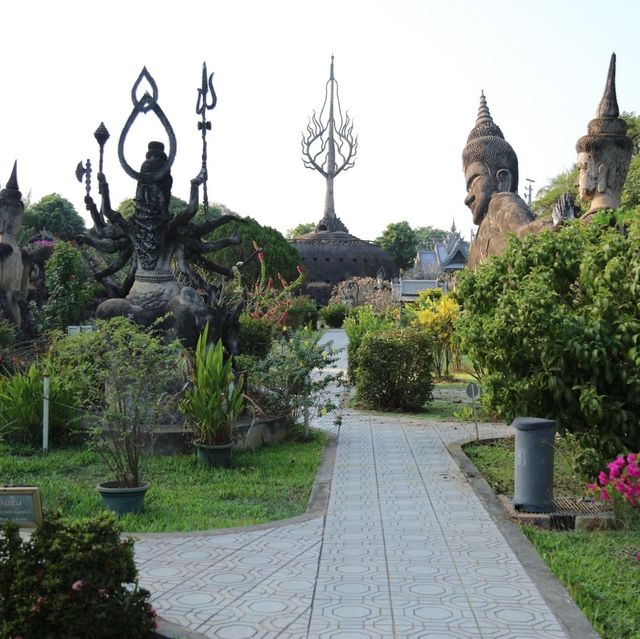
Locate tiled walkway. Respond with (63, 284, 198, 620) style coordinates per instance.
(135, 330, 596, 638)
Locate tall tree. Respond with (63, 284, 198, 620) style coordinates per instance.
(376, 221, 418, 271)
(414, 225, 449, 248)
(20, 194, 86, 242)
(286, 223, 315, 239)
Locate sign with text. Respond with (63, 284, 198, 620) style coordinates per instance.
(0, 487, 43, 527)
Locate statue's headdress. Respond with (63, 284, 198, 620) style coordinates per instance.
(462, 92, 519, 192)
(576, 53, 632, 191)
(0, 162, 21, 201)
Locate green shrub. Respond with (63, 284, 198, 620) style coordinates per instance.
(343, 306, 396, 383)
(455, 211, 640, 468)
(355, 328, 434, 411)
(285, 296, 318, 330)
(319, 303, 348, 328)
(245, 329, 341, 426)
(238, 313, 274, 358)
(35, 241, 98, 331)
(0, 512, 156, 639)
(0, 364, 81, 447)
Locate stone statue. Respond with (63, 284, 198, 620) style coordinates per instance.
(462, 93, 535, 269)
(576, 53, 633, 222)
(0, 163, 29, 328)
(79, 67, 242, 348)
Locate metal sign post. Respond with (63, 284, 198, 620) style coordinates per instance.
(466, 382, 480, 442)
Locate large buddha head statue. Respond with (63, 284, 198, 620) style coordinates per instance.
(462, 93, 519, 225)
(576, 53, 632, 214)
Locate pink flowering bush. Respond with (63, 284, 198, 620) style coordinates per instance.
(0, 512, 156, 638)
(587, 453, 640, 517)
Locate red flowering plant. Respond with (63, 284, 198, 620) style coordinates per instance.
(587, 453, 640, 531)
(237, 242, 308, 328)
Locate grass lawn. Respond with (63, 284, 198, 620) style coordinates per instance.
(0, 432, 326, 533)
(465, 436, 640, 639)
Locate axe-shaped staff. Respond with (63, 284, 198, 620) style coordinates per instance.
(196, 62, 217, 219)
(75, 123, 110, 197)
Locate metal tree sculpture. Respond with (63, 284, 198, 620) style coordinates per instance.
(301, 56, 358, 233)
(77, 65, 242, 348)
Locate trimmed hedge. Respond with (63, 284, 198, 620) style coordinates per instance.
(355, 328, 435, 411)
(238, 314, 274, 358)
(319, 303, 348, 328)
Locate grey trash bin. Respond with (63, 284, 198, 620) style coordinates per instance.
(512, 417, 556, 513)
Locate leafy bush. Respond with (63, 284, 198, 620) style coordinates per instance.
(343, 306, 396, 383)
(0, 364, 80, 447)
(245, 329, 341, 426)
(408, 292, 460, 379)
(238, 313, 274, 358)
(319, 303, 348, 328)
(355, 328, 434, 411)
(33, 241, 98, 331)
(0, 512, 156, 639)
(285, 296, 318, 330)
(455, 211, 640, 467)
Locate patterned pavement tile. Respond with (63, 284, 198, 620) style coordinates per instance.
(135, 331, 584, 638)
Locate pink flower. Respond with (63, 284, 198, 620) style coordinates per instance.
(71, 580, 84, 592)
(598, 471, 609, 485)
(586, 483, 597, 492)
(599, 489, 610, 501)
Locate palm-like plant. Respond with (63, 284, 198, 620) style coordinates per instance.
(180, 324, 244, 446)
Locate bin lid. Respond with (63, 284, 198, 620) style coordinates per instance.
(511, 416, 556, 431)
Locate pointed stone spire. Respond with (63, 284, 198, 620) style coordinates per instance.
(0, 161, 20, 199)
(597, 52, 619, 118)
(6, 161, 18, 191)
(466, 92, 504, 143)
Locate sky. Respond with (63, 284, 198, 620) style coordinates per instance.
(1, 0, 639, 242)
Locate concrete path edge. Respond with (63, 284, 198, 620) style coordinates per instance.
(447, 438, 601, 639)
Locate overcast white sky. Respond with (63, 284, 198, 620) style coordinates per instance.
(1, 0, 639, 241)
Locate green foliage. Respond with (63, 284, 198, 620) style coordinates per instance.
(37, 241, 98, 331)
(531, 165, 582, 220)
(245, 329, 341, 426)
(0, 512, 156, 639)
(238, 313, 274, 358)
(180, 325, 244, 446)
(319, 302, 348, 328)
(343, 306, 396, 383)
(355, 328, 434, 411)
(620, 153, 640, 209)
(116, 195, 188, 219)
(414, 225, 448, 248)
(209, 215, 301, 289)
(20, 194, 86, 243)
(375, 221, 418, 270)
(0, 364, 80, 447)
(286, 222, 315, 238)
(0, 319, 16, 349)
(285, 296, 318, 330)
(455, 213, 640, 467)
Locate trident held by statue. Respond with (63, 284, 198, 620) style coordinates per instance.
(196, 62, 217, 219)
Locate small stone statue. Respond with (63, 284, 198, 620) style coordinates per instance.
(0, 163, 28, 328)
(462, 93, 535, 268)
(576, 53, 633, 222)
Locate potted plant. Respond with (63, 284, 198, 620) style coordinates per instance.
(180, 323, 245, 467)
(92, 317, 181, 514)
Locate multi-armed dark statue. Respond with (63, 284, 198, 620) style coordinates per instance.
(78, 65, 242, 347)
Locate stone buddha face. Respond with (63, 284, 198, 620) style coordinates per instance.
(0, 196, 23, 237)
(576, 152, 606, 204)
(464, 160, 513, 225)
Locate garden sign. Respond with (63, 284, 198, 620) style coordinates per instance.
(0, 486, 43, 527)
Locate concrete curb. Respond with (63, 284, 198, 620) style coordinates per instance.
(447, 438, 601, 639)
